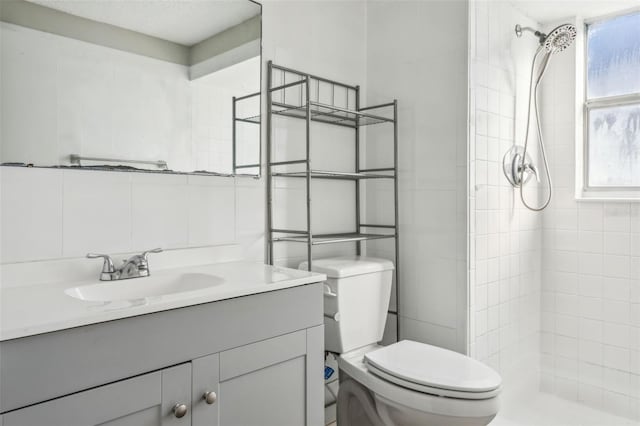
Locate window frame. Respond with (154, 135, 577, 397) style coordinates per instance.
(579, 10, 640, 200)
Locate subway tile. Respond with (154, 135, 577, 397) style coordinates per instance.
(603, 300, 631, 325)
(578, 382, 603, 409)
(603, 322, 631, 348)
(602, 277, 631, 301)
(604, 232, 631, 256)
(579, 340, 603, 365)
(556, 230, 578, 252)
(578, 231, 603, 254)
(488, 305, 499, 330)
(603, 391, 632, 418)
(556, 293, 579, 317)
(487, 89, 499, 114)
(554, 208, 578, 231)
(604, 205, 631, 233)
(556, 314, 579, 338)
(632, 233, 640, 257)
(579, 361, 604, 387)
(579, 205, 603, 232)
(604, 345, 631, 371)
(578, 253, 603, 276)
(187, 181, 236, 247)
(604, 368, 631, 395)
(62, 170, 132, 257)
(603, 255, 631, 279)
(131, 179, 189, 249)
(555, 377, 579, 401)
(579, 318, 603, 343)
(580, 296, 603, 321)
(556, 335, 578, 359)
(1, 167, 63, 262)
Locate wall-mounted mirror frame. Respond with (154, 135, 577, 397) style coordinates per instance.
(0, 0, 262, 178)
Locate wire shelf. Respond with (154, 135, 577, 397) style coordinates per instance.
(273, 232, 396, 245)
(267, 101, 393, 128)
(234, 115, 261, 124)
(271, 170, 394, 180)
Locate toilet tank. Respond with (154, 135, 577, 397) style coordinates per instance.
(299, 256, 394, 354)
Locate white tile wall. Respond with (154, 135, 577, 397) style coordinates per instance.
(0, 167, 63, 263)
(0, 167, 262, 285)
(539, 26, 640, 419)
(468, 0, 543, 388)
(62, 170, 133, 257)
(365, 0, 469, 352)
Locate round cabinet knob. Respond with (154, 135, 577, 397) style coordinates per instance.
(203, 391, 217, 405)
(172, 403, 188, 418)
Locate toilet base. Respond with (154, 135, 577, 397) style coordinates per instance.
(337, 372, 497, 426)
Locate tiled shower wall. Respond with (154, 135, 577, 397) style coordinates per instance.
(468, 0, 542, 389)
(539, 24, 640, 419)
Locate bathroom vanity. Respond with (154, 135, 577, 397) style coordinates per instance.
(0, 262, 325, 426)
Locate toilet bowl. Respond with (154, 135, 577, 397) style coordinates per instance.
(300, 256, 501, 426)
(337, 342, 500, 426)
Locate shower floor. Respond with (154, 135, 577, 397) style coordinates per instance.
(492, 391, 640, 426)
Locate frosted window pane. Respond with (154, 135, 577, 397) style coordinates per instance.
(587, 12, 640, 99)
(588, 104, 640, 187)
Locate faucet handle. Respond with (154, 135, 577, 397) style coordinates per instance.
(87, 253, 116, 280)
(141, 248, 163, 261)
(526, 163, 541, 183)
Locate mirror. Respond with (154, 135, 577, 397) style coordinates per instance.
(0, 0, 261, 177)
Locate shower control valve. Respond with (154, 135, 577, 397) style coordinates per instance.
(503, 146, 538, 188)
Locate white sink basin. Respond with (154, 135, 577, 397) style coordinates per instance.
(65, 273, 224, 302)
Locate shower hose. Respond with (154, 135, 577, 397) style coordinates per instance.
(520, 46, 554, 211)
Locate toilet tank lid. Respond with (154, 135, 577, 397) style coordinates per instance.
(298, 256, 394, 278)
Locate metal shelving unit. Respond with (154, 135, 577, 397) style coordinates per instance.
(265, 61, 400, 336)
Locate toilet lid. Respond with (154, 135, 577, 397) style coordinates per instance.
(364, 340, 502, 393)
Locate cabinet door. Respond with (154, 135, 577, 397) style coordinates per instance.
(210, 326, 324, 426)
(191, 353, 220, 426)
(3, 364, 192, 426)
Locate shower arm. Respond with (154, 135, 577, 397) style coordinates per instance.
(515, 24, 547, 45)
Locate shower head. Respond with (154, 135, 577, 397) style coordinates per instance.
(542, 24, 576, 53)
(515, 23, 577, 53)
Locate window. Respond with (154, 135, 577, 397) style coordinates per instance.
(584, 11, 640, 193)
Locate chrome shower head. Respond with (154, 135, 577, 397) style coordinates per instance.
(542, 24, 576, 53)
(515, 23, 577, 53)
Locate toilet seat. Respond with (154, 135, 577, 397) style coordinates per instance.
(364, 340, 501, 399)
(365, 363, 500, 400)
(338, 345, 500, 420)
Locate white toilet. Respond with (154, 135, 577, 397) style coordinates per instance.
(300, 256, 501, 426)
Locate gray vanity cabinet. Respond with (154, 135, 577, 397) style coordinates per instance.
(193, 327, 324, 426)
(2, 363, 192, 426)
(2, 327, 322, 426)
(0, 283, 325, 426)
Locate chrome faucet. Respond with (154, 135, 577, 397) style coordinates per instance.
(87, 248, 163, 281)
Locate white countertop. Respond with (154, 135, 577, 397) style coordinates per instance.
(0, 261, 326, 341)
